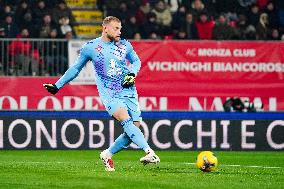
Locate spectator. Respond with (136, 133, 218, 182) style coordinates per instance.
(233, 14, 247, 39)
(171, 5, 187, 33)
(58, 16, 74, 38)
(184, 12, 198, 39)
(8, 28, 40, 76)
(224, 11, 239, 24)
(174, 29, 187, 39)
(141, 12, 162, 38)
(15, 1, 35, 37)
(168, 0, 183, 13)
(14, 1, 30, 25)
(115, 2, 132, 25)
(234, 14, 256, 40)
(42, 29, 67, 76)
(135, 2, 151, 26)
(122, 16, 140, 39)
(247, 4, 260, 27)
(23, 12, 36, 37)
(256, 13, 269, 40)
(246, 25, 257, 40)
(0, 5, 14, 20)
(195, 12, 215, 39)
(189, 0, 207, 19)
(133, 32, 142, 40)
(52, 1, 76, 27)
(32, 0, 50, 26)
(269, 28, 281, 40)
(264, 1, 279, 28)
(213, 14, 234, 40)
(152, 0, 172, 35)
(38, 14, 56, 38)
(202, 0, 217, 16)
(1, 14, 19, 38)
(149, 31, 162, 39)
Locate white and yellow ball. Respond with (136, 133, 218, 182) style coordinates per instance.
(196, 151, 218, 172)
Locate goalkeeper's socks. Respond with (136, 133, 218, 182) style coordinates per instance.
(121, 118, 150, 151)
(108, 133, 131, 155)
(102, 149, 113, 158)
(144, 147, 154, 154)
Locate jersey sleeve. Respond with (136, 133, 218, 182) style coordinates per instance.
(125, 40, 141, 76)
(55, 43, 91, 89)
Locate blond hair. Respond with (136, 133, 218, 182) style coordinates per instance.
(102, 16, 121, 26)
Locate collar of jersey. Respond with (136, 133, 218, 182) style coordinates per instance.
(99, 37, 114, 44)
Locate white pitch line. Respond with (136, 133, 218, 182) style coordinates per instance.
(5, 161, 283, 169)
(182, 162, 282, 169)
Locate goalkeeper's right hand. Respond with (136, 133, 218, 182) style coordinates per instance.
(43, 83, 59, 95)
(122, 73, 136, 88)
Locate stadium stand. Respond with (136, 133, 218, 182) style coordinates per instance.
(65, 0, 103, 38)
(0, 0, 283, 40)
(0, 0, 284, 76)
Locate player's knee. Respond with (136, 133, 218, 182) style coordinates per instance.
(112, 107, 130, 122)
(133, 121, 140, 127)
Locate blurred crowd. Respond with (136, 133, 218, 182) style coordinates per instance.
(1, 0, 283, 76)
(0, 0, 76, 39)
(1, 0, 283, 41)
(97, 0, 284, 40)
(0, 0, 73, 76)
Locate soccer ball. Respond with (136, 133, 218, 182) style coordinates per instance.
(196, 151, 218, 172)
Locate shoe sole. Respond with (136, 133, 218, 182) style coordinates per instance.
(140, 158, 160, 166)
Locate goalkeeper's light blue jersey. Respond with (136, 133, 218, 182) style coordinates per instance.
(55, 37, 141, 105)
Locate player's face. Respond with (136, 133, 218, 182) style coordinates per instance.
(105, 21, 122, 42)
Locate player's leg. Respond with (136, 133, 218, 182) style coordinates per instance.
(100, 98, 159, 171)
(113, 107, 151, 151)
(100, 98, 129, 171)
(126, 97, 160, 165)
(107, 132, 131, 155)
(104, 98, 132, 155)
(132, 120, 160, 165)
(102, 113, 141, 163)
(105, 119, 143, 156)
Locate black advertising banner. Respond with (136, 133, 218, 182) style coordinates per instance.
(0, 111, 283, 151)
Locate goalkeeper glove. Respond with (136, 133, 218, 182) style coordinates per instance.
(43, 83, 59, 95)
(122, 73, 136, 88)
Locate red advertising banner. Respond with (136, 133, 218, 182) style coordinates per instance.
(132, 41, 284, 111)
(0, 41, 284, 111)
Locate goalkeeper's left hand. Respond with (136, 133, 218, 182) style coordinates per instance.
(122, 73, 135, 88)
(43, 83, 59, 95)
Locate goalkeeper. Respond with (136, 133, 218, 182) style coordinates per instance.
(43, 16, 160, 171)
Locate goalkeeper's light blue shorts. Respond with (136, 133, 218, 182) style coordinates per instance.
(105, 96, 142, 122)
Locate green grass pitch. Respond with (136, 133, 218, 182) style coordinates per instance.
(0, 150, 283, 189)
